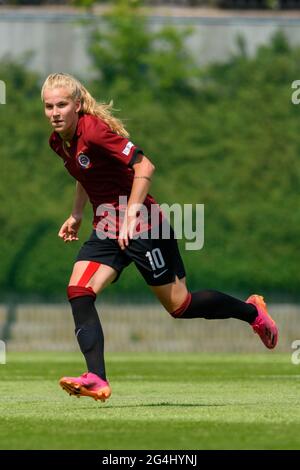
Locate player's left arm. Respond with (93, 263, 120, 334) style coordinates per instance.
(118, 153, 155, 250)
(130, 153, 155, 205)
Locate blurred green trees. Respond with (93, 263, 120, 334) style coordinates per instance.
(0, 18, 299, 299)
(88, 0, 197, 99)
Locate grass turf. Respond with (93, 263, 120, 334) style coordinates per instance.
(0, 352, 300, 450)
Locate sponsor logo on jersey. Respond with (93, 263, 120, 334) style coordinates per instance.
(122, 141, 134, 156)
(77, 153, 92, 169)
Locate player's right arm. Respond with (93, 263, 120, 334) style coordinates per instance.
(58, 182, 88, 243)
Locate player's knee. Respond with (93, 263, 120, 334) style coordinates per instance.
(169, 292, 192, 318)
(67, 285, 96, 301)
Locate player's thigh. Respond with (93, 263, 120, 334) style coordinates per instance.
(87, 264, 118, 293)
(68, 261, 118, 294)
(150, 276, 188, 313)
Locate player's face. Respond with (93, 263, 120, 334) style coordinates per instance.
(43, 87, 81, 139)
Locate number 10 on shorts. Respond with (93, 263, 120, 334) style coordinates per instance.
(145, 248, 166, 271)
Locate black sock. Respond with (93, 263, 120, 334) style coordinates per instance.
(179, 290, 258, 324)
(69, 295, 106, 381)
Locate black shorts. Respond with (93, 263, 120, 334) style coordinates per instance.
(76, 223, 186, 286)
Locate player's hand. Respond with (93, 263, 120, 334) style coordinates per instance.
(118, 214, 137, 250)
(58, 215, 82, 243)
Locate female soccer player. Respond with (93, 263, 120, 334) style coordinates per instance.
(42, 73, 278, 402)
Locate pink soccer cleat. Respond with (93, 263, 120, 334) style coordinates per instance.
(59, 372, 111, 402)
(246, 294, 278, 349)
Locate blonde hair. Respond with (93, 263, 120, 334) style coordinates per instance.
(41, 72, 129, 138)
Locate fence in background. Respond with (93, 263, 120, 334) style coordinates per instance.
(2, 1, 300, 9)
(0, 301, 298, 353)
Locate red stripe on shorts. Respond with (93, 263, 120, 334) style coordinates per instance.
(77, 261, 101, 287)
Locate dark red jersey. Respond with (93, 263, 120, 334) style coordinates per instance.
(49, 114, 160, 236)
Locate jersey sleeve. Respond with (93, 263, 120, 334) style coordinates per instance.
(85, 117, 143, 167)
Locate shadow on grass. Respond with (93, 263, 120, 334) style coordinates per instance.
(85, 402, 227, 409)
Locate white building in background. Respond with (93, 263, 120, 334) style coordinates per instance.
(0, 7, 300, 78)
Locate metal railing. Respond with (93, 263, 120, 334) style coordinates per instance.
(0, 301, 299, 353)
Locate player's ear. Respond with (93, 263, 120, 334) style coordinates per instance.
(75, 99, 81, 113)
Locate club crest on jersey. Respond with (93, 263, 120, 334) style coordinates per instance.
(77, 153, 92, 169)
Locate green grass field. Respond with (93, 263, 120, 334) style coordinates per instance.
(0, 352, 300, 450)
